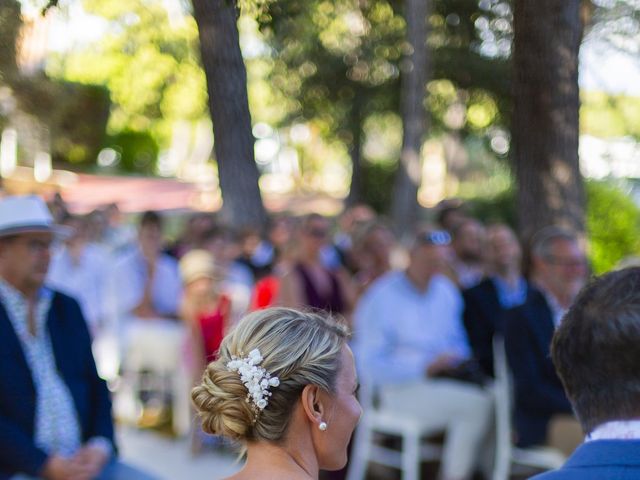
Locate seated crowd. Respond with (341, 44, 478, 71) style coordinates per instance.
(0, 194, 603, 480)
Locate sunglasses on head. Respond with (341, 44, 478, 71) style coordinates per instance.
(419, 230, 451, 246)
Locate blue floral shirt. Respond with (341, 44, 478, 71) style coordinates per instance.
(0, 279, 81, 457)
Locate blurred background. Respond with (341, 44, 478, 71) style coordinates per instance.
(1, 0, 639, 478)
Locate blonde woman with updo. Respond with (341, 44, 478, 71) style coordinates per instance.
(192, 307, 362, 479)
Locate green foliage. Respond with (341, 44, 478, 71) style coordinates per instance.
(586, 180, 640, 274)
(9, 76, 110, 167)
(50, 82, 110, 165)
(467, 188, 517, 227)
(47, 0, 208, 153)
(360, 160, 397, 214)
(0, 0, 20, 78)
(257, 0, 514, 194)
(466, 181, 640, 274)
(581, 91, 640, 139)
(104, 130, 159, 174)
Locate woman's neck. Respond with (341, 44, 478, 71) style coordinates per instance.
(234, 441, 318, 480)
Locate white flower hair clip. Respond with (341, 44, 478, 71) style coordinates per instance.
(227, 349, 280, 413)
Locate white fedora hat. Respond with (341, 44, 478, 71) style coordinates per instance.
(0, 195, 68, 238)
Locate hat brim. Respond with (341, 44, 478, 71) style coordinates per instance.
(0, 224, 72, 240)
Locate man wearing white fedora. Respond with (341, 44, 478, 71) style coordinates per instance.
(0, 196, 155, 480)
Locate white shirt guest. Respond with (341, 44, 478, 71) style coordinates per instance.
(47, 215, 110, 335)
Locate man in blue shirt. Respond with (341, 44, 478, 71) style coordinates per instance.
(353, 228, 492, 480)
(532, 267, 640, 479)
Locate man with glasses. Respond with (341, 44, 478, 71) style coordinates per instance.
(505, 226, 588, 456)
(0, 196, 154, 480)
(353, 228, 493, 480)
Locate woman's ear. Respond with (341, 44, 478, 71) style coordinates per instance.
(301, 384, 325, 426)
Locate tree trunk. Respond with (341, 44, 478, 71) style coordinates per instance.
(191, 0, 266, 229)
(390, 0, 429, 235)
(346, 91, 363, 207)
(512, 0, 585, 241)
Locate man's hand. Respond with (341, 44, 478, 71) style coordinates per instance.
(426, 354, 463, 377)
(70, 445, 110, 480)
(132, 303, 159, 319)
(41, 454, 93, 480)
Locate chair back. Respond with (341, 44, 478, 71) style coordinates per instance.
(493, 335, 513, 480)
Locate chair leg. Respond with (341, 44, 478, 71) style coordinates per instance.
(347, 422, 372, 480)
(402, 432, 420, 480)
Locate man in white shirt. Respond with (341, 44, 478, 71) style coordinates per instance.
(532, 266, 640, 479)
(108, 211, 187, 435)
(47, 214, 109, 336)
(109, 211, 182, 323)
(353, 229, 492, 480)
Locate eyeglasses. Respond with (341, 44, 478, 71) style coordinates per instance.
(12, 238, 53, 253)
(419, 230, 451, 246)
(306, 228, 328, 239)
(543, 255, 587, 268)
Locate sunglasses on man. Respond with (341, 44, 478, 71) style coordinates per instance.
(419, 230, 451, 246)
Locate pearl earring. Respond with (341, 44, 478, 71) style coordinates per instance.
(319, 421, 328, 431)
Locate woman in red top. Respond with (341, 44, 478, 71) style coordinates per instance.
(179, 249, 231, 370)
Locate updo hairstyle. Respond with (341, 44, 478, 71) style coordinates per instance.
(191, 308, 349, 443)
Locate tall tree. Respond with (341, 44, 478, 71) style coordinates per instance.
(191, 0, 266, 228)
(390, 0, 429, 234)
(512, 0, 585, 239)
(259, 0, 405, 206)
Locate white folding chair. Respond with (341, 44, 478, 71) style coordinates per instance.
(118, 318, 191, 436)
(492, 336, 566, 480)
(347, 380, 443, 480)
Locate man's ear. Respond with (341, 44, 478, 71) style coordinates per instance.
(300, 384, 325, 426)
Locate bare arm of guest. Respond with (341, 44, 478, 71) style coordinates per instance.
(275, 267, 304, 308)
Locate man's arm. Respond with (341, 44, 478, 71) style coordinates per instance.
(463, 288, 495, 375)
(352, 286, 425, 385)
(505, 309, 572, 413)
(0, 414, 48, 477)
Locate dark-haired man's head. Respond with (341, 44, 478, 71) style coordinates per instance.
(486, 224, 521, 276)
(138, 211, 164, 260)
(451, 219, 485, 263)
(436, 199, 467, 233)
(552, 267, 640, 433)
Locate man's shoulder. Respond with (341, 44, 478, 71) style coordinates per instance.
(463, 277, 495, 299)
(47, 289, 84, 315)
(158, 252, 179, 268)
(507, 287, 546, 320)
(431, 274, 463, 300)
(365, 270, 406, 294)
(534, 440, 640, 479)
(530, 468, 579, 480)
(356, 271, 406, 308)
(530, 465, 636, 480)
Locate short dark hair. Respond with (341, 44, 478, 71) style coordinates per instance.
(551, 267, 640, 433)
(139, 210, 163, 230)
